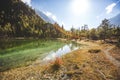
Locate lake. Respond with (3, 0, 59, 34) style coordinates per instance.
(0, 39, 80, 71)
(43, 43, 80, 61)
(0, 39, 65, 71)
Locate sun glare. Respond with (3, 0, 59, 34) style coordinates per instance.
(70, 0, 89, 16)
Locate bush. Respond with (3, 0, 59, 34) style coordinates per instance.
(51, 57, 63, 71)
(88, 49, 101, 53)
(116, 42, 120, 47)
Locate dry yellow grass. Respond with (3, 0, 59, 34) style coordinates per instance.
(110, 47, 120, 61)
(61, 43, 118, 80)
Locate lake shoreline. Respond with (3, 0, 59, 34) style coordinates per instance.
(0, 40, 119, 80)
(0, 39, 66, 72)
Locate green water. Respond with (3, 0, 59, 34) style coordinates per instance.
(0, 39, 65, 71)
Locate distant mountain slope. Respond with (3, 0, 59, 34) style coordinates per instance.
(36, 10, 55, 24)
(109, 13, 120, 26)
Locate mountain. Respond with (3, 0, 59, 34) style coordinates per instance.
(0, 0, 45, 37)
(0, 0, 69, 38)
(35, 10, 55, 24)
(109, 13, 120, 26)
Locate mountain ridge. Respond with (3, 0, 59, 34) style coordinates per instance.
(109, 13, 120, 26)
(35, 10, 55, 24)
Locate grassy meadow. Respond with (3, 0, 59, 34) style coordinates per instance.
(0, 39, 65, 71)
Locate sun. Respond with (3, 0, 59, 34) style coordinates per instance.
(70, 0, 89, 16)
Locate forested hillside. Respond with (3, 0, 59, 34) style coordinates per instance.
(0, 0, 68, 38)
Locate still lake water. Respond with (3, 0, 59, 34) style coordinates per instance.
(0, 39, 81, 71)
(43, 43, 81, 61)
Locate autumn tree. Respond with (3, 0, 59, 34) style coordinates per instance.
(98, 19, 111, 41)
(89, 28, 98, 40)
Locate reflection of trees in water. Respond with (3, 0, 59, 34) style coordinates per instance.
(0, 39, 25, 50)
(70, 43, 80, 50)
(70, 45, 74, 50)
(0, 39, 39, 50)
(61, 46, 64, 51)
(53, 44, 65, 53)
(74, 43, 78, 47)
(44, 43, 80, 61)
(70, 43, 75, 50)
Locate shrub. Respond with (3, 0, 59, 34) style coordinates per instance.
(88, 49, 101, 53)
(51, 57, 63, 71)
(116, 42, 120, 47)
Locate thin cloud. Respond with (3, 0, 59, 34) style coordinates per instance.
(21, 0, 31, 6)
(105, 0, 120, 14)
(105, 3, 116, 14)
(44, 11, 57, 21)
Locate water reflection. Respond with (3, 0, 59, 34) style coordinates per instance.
(43, 43, 80, 61)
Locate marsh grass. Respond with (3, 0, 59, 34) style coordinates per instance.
(0, 39, 65, 71)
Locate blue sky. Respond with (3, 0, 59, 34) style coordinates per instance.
(22, 0, 120, 30)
